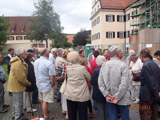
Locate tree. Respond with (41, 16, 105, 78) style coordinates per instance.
(86, 36, 91, 44)
(53, 33, 72, 48)
(72, 29, 89, 47)
(26, 0, 62, 48)
(0, 16, 10, 51)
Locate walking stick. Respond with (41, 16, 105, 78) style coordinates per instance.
(28, 92, 34, 116)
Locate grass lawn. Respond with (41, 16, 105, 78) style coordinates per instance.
(2, 64, 8, 81)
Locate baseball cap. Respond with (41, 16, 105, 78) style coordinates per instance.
(27, 49, 35, 53)
(91, 48, 95, 51)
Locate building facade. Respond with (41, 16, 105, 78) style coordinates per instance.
(91, 0, 138, 49)
(2, 16, 53, 52)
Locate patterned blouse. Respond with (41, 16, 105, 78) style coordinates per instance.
(57, 61, 68, 82)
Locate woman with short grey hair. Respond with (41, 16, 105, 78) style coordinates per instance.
(129, 53, 143, 104)
(91, 55, 108, 120)
(64, 51, 91, 120)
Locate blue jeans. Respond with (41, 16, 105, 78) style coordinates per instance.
(32, 89, 38, 103)
(107, 102, 130, 120)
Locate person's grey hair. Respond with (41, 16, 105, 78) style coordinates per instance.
(40, 48, 48, 56)
(67, 51, 79, 63)
(16, 47, 26, 55)
(51, 48, 57, 53)
(108, 45, 120, 57)
(57, 48, 64, 56)
(96, 55, 106, 66)
(130, 53, 138, 60)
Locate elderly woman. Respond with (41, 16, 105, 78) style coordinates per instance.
(90, 55, 108, 120)
(57, 49, 69, 119)
(23, 53, 37, 112)
(64, 51, 91, 120)
(129, 53, 143, 104)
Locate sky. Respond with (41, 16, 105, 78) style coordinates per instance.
(0, 0, 92, 34)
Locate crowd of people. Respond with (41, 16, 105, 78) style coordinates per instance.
(0, 45, 160, 120)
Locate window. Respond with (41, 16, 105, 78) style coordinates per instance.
(9, 36, 14, 40)
(132, 9, 138, 15)
(24, 36, 27, 40)
(106, 32, 115, 39)
(97, 16, 100, 24)
(126, 14, 130, 21)
(33, 44, 37, 47)
(21, 29, 24, 32)
(16, 36, 22, 40)
(11, 29, 14, 32)
(126, 31, 130, 38)
(106, 15, 114, 22)
(117, 15, 126, 22)
(117, 32, 125, 38)
(119, 15, 124, 22)
(39, 44, 45, 48)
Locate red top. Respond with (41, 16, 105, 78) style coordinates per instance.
(90, 57, 99, 73)
(85, 66, 93, 77)
(105, 55, 111, 61)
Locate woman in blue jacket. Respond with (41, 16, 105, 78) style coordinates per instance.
(90, 55, 108, 120)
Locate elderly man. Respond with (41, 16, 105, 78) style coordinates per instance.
(33, 47, 40, 60)
(139, 49, 160, 120)
(49, 48, 57, 67)
(0, 54, 9, 113)
(7, 47, 31, 120)
(126, 49, 135, 66)
(88, 48, 95, 63)
(98, 45, 131, 120)
(34, 48, 56, 120)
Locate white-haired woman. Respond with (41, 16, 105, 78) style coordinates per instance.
(129, 53, 143, 104)
(64, 51, 91, 120)
(90, 55, 108, 120)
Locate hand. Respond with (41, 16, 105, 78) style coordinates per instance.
(28, 82, 31, 86)
(128, 66, 132, 69)
(106, 94, 112, 101)
(56, 77, 59, 81)
(111, 96, 118, 104)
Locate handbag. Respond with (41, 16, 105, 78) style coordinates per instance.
(60, 74, 67, 94)
(132, 72, 140, 81)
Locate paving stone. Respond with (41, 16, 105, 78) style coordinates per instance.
(1, 83, 160, 120)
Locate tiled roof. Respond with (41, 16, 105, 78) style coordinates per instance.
(100, 0, 139, 9)
(5, 16, 34, 35)
(66, 34, 75, 43)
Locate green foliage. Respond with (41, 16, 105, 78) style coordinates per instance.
(0, 16, 10, 51)
(63, 42, 73, 48)
(86, 36, 91, 44)
(72, 29, 89, 47)
(26, 0, 63, 48)
(2, 64, 8, 81)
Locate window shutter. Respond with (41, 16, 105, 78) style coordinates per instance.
(128, 31, 130, 37)
(117, 32, 119, 38)
(16, 36, 18, 40)
(106, 15, 108, 21)
(124, 32, 126, 38)
(106, 32, 108, 38)
(136, 9, 138, 14)
(113, 15, 115, 21)
(124, 15, 126, 22)
(113, 32, 115, 38)
(44, 44, 45, 47)
(128, 14, 130, 20)
(99, 33, 100, 39)
(117, 15, 119, 22)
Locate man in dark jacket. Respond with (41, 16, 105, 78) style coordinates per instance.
(139, 49, 160, 120)
(5, 48, 14, 74)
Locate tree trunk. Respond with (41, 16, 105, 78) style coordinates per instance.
(46, 39, 48, 48)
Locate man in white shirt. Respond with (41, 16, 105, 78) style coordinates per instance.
(5, 48, 14, 74)
(88, 48, 95, 64)
(49, 48, 57, 67)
